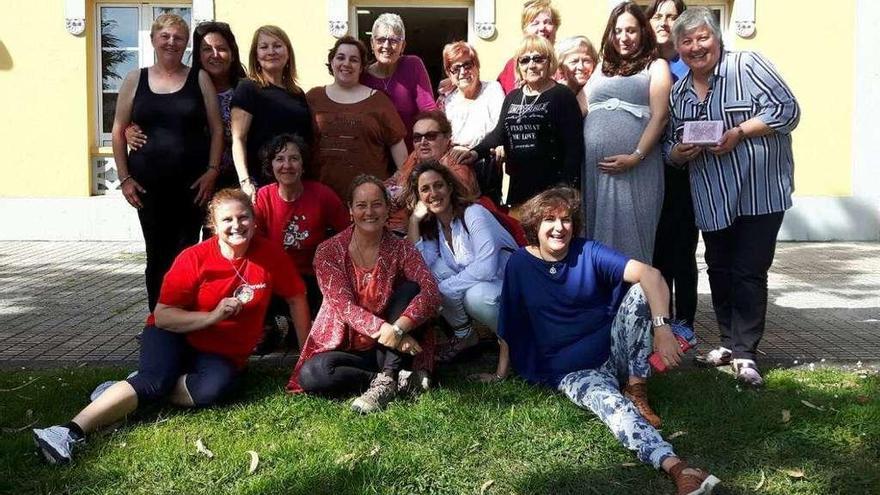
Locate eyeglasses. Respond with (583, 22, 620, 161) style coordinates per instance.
(373, 36, 403, 46)
(449, 61, 475, 74)
(517, 55, 548, 66)
(412, 131, 444, 143)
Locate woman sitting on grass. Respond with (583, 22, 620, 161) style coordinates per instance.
(287, 175, 441, 415)
(486, 187, 721, 494)
(32, 189, 310, 464)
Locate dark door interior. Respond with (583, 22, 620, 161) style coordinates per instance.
(357, 6, 469, 95)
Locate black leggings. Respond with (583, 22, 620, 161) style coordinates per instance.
(297, 281, 420, 396)
(127, 325, 240, 407)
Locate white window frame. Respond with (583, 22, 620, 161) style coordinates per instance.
(348, 3, 476, 44)
(94, 2, 192, 148)
(637, 1, 730, 42)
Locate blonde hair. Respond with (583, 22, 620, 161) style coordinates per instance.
(521, 0, 561, 31)
(248, 25, 302, 95)
(514, 35, 558, 83)
(150, 13, 189, 41)
(555, 36, 598, 66)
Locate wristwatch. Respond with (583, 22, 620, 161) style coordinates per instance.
(651, 316, 671, 329)
(391, 323, 404, 338)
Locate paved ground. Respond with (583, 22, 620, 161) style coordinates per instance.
(1, 240, 879, 369)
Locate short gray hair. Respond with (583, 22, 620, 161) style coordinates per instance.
(672, 7, 722, 46)
(555, 36, 598, 64)
(372, 13, 406, 40)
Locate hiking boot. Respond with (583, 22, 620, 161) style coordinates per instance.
(623, 382, 662, 429)
(90, 371, 138, 402)
(732, 359, 764, 388)
(669, 460, 721, 495)
(351, 372, 397, 414)
(32, 425, 83, 464)
(398, 369, 431, 397)
(437, 329, 479, 363)
(695, 347, 732, 367)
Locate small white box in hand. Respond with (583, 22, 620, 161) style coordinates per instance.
(682, 120, 724, 145)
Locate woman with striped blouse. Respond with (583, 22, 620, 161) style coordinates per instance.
(667, 7, 800, 387)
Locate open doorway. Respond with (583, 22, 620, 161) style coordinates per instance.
(356, 6, 470, 94)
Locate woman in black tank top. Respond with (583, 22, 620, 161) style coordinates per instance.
(110, 13, 224, 312)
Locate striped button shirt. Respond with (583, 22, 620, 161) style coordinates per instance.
(666, 51, 800, 232)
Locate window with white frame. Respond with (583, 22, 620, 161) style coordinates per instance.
(96, 3, 193, 147)
(638, 1, 729, 39)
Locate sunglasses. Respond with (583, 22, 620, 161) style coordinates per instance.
(449, 61, 475, 74)
(373, 36, 403, 46)
(413, 131, 444, 143)
(518, 55, 548, 66)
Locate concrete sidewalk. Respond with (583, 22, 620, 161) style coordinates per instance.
(1, 240, 879, 368)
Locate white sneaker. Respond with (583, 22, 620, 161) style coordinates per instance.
(90, 371, 138, 402)
(397, 369, 431, 397)
(32, 425, 83, 464)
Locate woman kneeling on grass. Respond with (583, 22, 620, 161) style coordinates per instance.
(287, 175, 441, 414)
(487, 187, 721, 495)
(32, 189, 310, 464)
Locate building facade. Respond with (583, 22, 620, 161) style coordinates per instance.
(1, 0, 877, 240)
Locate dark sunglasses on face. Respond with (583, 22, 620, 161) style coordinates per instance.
(413, 131, 444, 143)
(518, 54, 548, 66)
(449, 61, 474, 73)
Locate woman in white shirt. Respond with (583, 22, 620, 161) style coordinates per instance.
(405, 160, 517, 366)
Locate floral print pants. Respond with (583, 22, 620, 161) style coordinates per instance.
(557, 284, 675, 469)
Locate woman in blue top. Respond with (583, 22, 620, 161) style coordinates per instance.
(490, 186, 720, 494)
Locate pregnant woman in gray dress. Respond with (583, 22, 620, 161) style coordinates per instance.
(583, 2, 672, 262)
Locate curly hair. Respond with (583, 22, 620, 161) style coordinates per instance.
(259, 133, 313, 182)
(600, 1, 659, 77)
(405, 160, 473, 241)
(205, 188, 254, 233)
(519, 187, 582, 247)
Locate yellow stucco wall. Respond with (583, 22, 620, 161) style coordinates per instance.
(0, 0, 92, 197)
(0, 0, 857, 198)
(734, 0, 854, 196)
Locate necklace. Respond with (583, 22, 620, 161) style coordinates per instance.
(229, 259, 255, 303)
(517, 89, 543, 123)
(352, 232, 377, 281)
(536, 247, 563, 275)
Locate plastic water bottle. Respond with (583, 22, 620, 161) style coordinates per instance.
(649, 322, 697, 373)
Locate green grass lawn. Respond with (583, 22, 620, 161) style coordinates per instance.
(1, 361, 878, 495)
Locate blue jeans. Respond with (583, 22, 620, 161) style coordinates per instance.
(557, 284, 675, 469)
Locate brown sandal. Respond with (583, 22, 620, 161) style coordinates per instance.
(669, 460, 721, 495)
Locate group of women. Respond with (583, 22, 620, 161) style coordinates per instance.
(33, 1, 802, 492)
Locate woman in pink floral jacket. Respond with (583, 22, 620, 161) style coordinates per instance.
(286, 175, 440, 414)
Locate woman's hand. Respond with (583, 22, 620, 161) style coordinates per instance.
(652, 325, 683, 370)
(372, 322, 402, 349)
(670, 142, 702, 164)
(708, 127, 743, 155)
(437, 77, 455, 97)
(411, 201, 430, 222)
(447, 146, 477, 164)
(493, 145, 506, 164)
(468, 372, 505, 384)
(210, 297, 242, 324)
(396, 334, 422, 355)
(121, 177, 147, 209)
(598, 153, 640, 175)
(191, 168, 219, 206)
(240, 179, 256, 201)
(124, 123, 148, 150)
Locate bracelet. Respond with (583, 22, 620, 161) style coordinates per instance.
(633, 148, 646, 161)
(119, 175, 132, 185)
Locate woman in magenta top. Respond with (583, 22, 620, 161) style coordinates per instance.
(361, 13, 437, 151)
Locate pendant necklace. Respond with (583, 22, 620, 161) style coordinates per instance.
(229, 259, 255, 303)
(517, 88, 543, 123)
(352, 233, 374, 283)
(537, 247, 561, 275)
